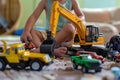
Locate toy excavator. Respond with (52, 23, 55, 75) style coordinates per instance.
(50, 0, 108, 57)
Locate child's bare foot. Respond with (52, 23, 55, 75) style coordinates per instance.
(54, 47, 67, 58)
(30, 47, 67, 58)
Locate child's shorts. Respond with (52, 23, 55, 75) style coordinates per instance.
(38, 30, 47, 41)
(39, 30, 74, 47)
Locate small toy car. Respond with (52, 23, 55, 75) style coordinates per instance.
(71, 54, 102, 73)
(114, 53, 120, 63)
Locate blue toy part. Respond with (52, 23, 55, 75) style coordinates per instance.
(111, 67, 120, 80)
(14, 26, 45, 36)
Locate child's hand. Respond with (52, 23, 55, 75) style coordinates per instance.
(20, 31, 32, 44)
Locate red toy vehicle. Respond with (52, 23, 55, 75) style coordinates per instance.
(24, 40, 35, 50)
(75, 51, 105, 63)
(0, 46, 3, 52)
(114, 53, 120, 62)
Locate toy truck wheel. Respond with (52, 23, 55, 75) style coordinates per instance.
(73, 63, 78, 69)
(29, 60, 43, 71)
(0, 59, 6, 71)
(95, 69, 101, 72)
(82, 67, 88, 73)
(114, 57, 120, 63)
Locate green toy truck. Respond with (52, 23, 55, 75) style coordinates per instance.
(71, 54, 102, 73)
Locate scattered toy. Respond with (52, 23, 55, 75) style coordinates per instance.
(111, 67, 120, 80)
(106, 35, 120, 61)
(114, 53, 120, 63)
(71, 54, 102, 73)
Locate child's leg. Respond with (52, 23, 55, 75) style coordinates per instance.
(30, 28, 68, 58)
(30, 25, 76, 58)
(30, 29, 46, 48)
(55, 23, 76, 46)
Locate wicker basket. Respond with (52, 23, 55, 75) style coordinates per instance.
(0, 0, 21, 35)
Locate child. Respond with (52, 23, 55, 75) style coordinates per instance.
(20, 0, 85, 58)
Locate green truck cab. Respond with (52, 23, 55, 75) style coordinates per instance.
(71, 54, 102, 73)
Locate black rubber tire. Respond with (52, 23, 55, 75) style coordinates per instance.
(82, 67, 88, 73)
(0, 59, 6, 71)
(95, 69, 101, 72)
(29, 60, 43, 71)
(73, 63, 78, 70)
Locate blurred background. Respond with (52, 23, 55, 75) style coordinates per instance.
(0, 0, 120, 43)
(19, 0, 120, 29)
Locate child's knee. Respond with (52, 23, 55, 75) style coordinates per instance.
(64, 24, 76, 35)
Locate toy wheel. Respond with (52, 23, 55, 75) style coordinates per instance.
(82, 67, 88, 73)
(115, 60, 119, 63)
(0, 59, 6, 71)
(29, 60, 43, 71)
(95, 69, 101, 72)
(73, 63, 78, 69)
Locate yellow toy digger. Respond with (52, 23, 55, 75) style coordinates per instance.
(50, 0, 108, 57)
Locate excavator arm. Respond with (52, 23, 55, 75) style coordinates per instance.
(50, 0, 86, 44)
(50, 0, 104, 46)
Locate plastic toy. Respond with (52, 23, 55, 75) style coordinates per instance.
(114, 53, 120, 63)
(111, 67, 120, 80)
(50, 0, 108, 57)
(75, 51, 105, 63)
(106, 35, 120, 60)
(71, 54, 102, 73)
(0, 31, 55, 71)
(50, 0, 104, 45)
(0, 46, 3, 52)
(24, 39, 35, 50)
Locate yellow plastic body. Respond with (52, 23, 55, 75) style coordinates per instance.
(50, 0, 104, 45)
(0, 40, 52, 64)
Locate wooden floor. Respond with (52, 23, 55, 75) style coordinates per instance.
(0, 36, 118, 80)
(0, 57, 117, 80)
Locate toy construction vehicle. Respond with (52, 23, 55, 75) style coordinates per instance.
(50, 0, 108, 57)
(0, 31, 55, 71)
(71, 54, 102, 73)
(106, 35, 120, 60)
(114, 54, 120, 63)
